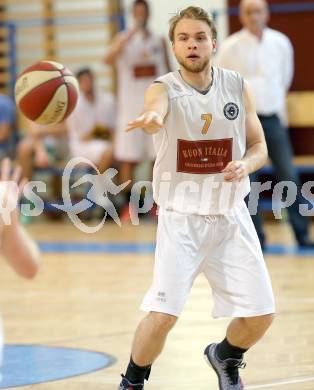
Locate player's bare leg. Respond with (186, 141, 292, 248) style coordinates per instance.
(119, 161, 136, 188)
(119, 312, 177, 389)
(132, 312, 177, 365)
(118, 161, 137, 221)
(17, 137, 34, 180)
(97, 146, 113, 174)
(226, 314, 274, 349)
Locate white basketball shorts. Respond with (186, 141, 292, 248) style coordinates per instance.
(141, 202, 275, 318)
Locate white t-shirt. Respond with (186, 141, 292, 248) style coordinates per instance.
(116, 30, 168, 131)
(215, 28, 294, 118)
(66, 90, 116, 147)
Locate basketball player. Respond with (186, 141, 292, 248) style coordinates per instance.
(118, 7, 275, 390)
(0, 158, 40, 373)
(104, 0, 171, 219)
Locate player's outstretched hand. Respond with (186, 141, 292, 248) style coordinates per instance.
(222, 160, 249, 182)
(126, 111, 164, 134)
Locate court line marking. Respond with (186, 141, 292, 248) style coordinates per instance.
(1, 344, 116, 388)
(246, 375, 314, 389)
(37, 241, 314, 256)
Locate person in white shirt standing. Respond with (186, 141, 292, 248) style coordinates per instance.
(104, 0, 170, 220)
(216, 0, 314, 249)
(118, 6, 275, 390)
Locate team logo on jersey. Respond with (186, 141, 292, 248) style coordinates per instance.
(223, 102, 239, 120)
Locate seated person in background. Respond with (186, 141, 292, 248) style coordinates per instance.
(0, 93, 17, 159)
(17, 121, 68, 223)
(66, 68, 115, 174)
(17, 120, 68, 181)
(0, 158, 41, 372)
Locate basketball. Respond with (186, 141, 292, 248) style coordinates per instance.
(14, 60, 79, 125)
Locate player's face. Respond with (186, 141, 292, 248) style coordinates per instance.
(78, 73, 94, 95)
(133, 3, 149, 28)
(240, 0, 269, 34)
(172, 18, 216, 73)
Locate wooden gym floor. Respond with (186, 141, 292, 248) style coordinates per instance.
(0, 220, 314, 389)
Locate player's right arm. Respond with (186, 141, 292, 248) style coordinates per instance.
(0, 159, 40, 279)
(223, 80, 267, 182)
(126, 82, 168, 134)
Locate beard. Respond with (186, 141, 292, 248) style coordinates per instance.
(176, 55, 210, 73)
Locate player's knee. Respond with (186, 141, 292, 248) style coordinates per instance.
(243, 313, 275, 331)
(149, 312, 178, 333)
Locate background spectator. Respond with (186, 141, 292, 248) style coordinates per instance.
(215, 0, 314, 249)
(66, 68, 115, 174)
(104, 0, 171, 220)
(0, 93, 17, 159)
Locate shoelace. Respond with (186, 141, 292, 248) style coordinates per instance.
(224, 361, 246, 385)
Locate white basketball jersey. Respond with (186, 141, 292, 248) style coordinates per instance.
(153, 67, 250, 215)
(116, 30, 167, 130)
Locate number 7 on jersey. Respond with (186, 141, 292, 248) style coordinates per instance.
(201, 114, 213, 135)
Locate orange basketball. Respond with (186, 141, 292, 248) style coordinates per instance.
(14, 60, 79, 125)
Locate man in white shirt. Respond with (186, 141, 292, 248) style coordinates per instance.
(66, 68, 115, 173)
(216, 0, 314, 249)
(104, 0, 171, 220)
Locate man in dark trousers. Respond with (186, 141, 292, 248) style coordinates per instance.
(216, 0, 314, 249)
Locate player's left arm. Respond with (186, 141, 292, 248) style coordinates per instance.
(223, 80, 267, 182)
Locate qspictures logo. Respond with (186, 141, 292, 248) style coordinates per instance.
(0, 157, 313, 232)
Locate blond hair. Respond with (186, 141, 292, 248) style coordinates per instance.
(169, 6, 217, 42)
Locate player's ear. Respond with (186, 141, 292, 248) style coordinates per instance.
(172, 41, 178, 57)
(212, 39, 217, 53)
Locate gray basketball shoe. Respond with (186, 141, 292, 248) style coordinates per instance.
(118, 375, 144, 390)
(204, 343, 246, 389)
